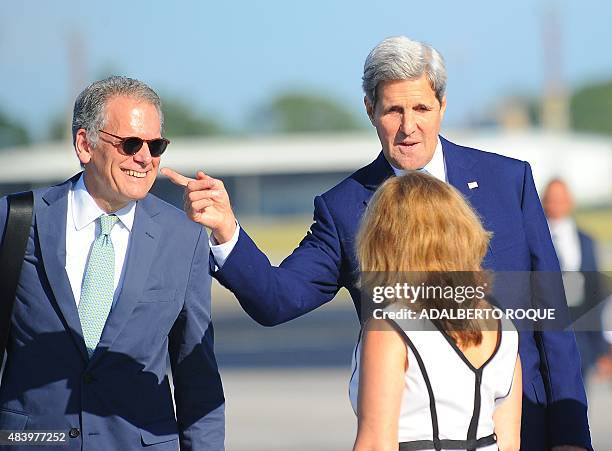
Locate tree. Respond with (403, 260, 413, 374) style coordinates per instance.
(46, 98, 226, 142)
(250, 91, 364, 134)
(571, 79, 612, 135)
(161, 98, 225, 138)
(0, 111, 29, 148)
(48, 114, 71, 142)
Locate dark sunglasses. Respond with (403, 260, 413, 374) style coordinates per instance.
(98, 129, 170, 157)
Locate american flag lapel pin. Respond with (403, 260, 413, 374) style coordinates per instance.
(468, 181, 479, 190)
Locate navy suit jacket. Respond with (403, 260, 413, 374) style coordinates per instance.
(572, 229, 608, 374)
(0, 175, 225, 451)
(579, 231, 598, 274)
(215, 136, 591, 450)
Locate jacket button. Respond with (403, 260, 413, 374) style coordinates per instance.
(69, 428, 80, 438)
(83, 373, 95, 384)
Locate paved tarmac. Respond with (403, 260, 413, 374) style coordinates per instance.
(222, 368, 356, 450)
(213, 289, 612, 450)
(221, 368, 612, 451)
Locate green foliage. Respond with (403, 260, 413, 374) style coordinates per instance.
(45, 98, 225, 142)
(571, 79, 612, 135)
(0, 111, 29, 148)
(251, 91, 364, 133)
(161, 98, 225, 138)
(48, 114, 71, 142)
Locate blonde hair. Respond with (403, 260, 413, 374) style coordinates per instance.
(357, 172, 492, 346)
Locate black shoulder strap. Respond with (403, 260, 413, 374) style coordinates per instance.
(0, 191, 34, 363)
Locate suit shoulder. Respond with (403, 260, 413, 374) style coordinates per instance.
(318, 178, 364, 219)
(320, 162, 378, 206)
(321, 175, 358, 201)
(450, 140, 528, 171)
(1, 182, 57, 216)
(0, 183, 54, 240)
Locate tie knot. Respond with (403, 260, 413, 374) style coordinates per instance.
(99, 214, 118, 236)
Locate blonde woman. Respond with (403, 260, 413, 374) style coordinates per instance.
(351, 173, 522, 451)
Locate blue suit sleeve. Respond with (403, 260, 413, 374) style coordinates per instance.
(0, 196, 8, 246)
(169, 227, 225, 450)
(214, 194, 343, 326)
(521, 163, 591, 449)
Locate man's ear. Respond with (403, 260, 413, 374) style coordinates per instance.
(439, 96, 447, 120)
(364, 96, 375, 125)
(75, 129, 93, 165)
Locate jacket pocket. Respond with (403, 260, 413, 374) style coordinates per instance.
(139, 417, 178, 446)
(138, 289, 176, 303)
(0, 408, 29, 430)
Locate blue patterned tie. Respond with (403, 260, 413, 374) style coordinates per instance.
(78, 214, 118, 356)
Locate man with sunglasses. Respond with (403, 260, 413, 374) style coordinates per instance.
(0, 76, 224, 450)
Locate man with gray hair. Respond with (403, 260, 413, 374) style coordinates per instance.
(164, 36, 590, 450)
(0, 76, 225, 450)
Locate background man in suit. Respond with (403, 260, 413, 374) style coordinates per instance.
(0, 76, 224, 450)
(163, 37, 590, 450)
(543, 178, 608, 379)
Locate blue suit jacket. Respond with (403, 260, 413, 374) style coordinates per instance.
(0, 175, 225, 451)
(573, 229, 608, 374)
(215, 136, 591, 450)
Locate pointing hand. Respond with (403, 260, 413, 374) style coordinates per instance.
(161, 167, 237, 244)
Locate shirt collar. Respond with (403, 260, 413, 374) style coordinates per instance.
(390, 137, 446, 182)
(71, 174, 136, 232)
(547, 217, 576, 235)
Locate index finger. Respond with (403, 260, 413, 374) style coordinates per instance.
(160, 167, 194, 187)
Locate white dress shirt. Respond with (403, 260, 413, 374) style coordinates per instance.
(65, 175, 135, 306)
(547, 217, 585, 308)
(209, 223, 241, 268)
(547, 217, 582, 272)
(210, 138, 447, 267)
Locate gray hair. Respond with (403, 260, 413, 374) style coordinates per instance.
(72, 75, 163, 146)
(362, 36, 447, 107)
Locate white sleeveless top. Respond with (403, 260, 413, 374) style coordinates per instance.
(349, 310, 518, 451)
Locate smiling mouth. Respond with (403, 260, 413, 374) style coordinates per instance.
(122, 169, 148, 179)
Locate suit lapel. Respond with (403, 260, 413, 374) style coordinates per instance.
(442, 136, 482, 204)
(91, 195, 161, 363)
(38, 175, 89, 362)
(443, 137, 498, 266)
(359, 151, 395, 207)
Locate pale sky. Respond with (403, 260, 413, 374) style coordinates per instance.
(1, 0, 611, 139)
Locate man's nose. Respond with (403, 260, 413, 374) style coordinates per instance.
(133, 143, 153, 165)
(400, 111, 416, 136)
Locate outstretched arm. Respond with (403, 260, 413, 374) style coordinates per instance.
(161, 167, 344, 326)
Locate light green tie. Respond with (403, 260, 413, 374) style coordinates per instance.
(78, 214, 118, 356)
